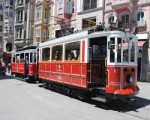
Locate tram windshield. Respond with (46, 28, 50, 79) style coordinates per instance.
(109, 37, 137, 64)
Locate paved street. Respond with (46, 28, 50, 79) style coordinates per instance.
(0, 76, 150, 120)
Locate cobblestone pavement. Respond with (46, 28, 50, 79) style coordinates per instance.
(0, 76, 150, 120)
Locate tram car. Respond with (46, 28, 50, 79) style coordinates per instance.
(38, 29, 139, 101)
(11, 27, 139, 101)
(11, 46, 37, 82)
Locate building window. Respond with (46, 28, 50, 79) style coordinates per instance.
(82, 17, 96, 29)
(9, 11, 13, 17)
(83, 0, 97, 11)
(10, 0, 13, 5)
(0, 4, 2, 10)
(36, 30, 40, 42)
(58, 0, 63, 14)
(37, 6, 42, 20)
(17, 0, 24, 5)
(5, 12, 8, 18)
(16, 10, 23, 22)
(0, 26, 2, 32)
(121, 14, 129, 24)
(66, 0, 74, 14)
(16, 28, 23, 39)
(6, 43, 12, 52)
(43, 30, 47, 42)
(44, 8, 48, 19)
(108, 16, 114, 24)
(0, 15, 3, 21)
(137, 11, 144, 21)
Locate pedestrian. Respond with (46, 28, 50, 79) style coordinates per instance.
(7, 63, 11, 73)
(24, 56, 29, 77)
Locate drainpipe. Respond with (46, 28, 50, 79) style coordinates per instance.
(102, 0, 105, 23)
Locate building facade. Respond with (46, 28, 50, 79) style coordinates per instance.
(14, 0, 35, 49)
(3, 0, 14, 54)
(104, 0, 150, 81)
(33, 0, 54, 45)
(0, 1, 3, 60)
(77, 0, 103, 31)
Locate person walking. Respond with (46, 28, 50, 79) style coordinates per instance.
(24, 56, 29, 77)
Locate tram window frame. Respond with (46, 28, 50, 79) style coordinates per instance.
(109, 38, 115, 63)
(52, 45, 63, 61)
(30, 52, 33, 63)
(64, 41, 80, 62)
(42, 47, 50, 61)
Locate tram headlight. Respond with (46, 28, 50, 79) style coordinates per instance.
(126, 75, 133, 84)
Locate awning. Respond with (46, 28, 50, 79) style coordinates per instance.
(138, 41, 146, 47)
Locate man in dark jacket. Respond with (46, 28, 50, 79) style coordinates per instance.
(24, 56, 29, 77)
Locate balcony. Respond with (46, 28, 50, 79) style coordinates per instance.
(14, 39, 24, 48)
(15, 21, 24, 26)
(135, 20, 146, 32)
(15, 3, 24, 9)
(34, 19, 42, 25)
(43, 19, 49, 24)
(111, 0, 133, 12)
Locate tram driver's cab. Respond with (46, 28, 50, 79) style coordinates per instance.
(106, 32, 139, 97)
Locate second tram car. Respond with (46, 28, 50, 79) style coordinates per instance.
(38, 29, 139, 101)
(11, 46, 37, 82)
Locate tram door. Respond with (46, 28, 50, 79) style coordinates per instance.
(88, 37, 107, 88)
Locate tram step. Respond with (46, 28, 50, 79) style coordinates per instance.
(91, 97, 106, 102)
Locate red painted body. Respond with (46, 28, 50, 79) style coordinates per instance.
(12, 62, 36, 77)
(11, 63, 25, 75)
(106, 65, 139, 95)
(39, 62, 88, 88)
(29, 63, 36, 76)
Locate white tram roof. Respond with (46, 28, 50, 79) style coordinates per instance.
(39, 30, 137, 48)
(12, 46, 37, 54)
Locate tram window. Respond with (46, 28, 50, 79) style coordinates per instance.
(30, 53, 33, 63)
(34, 53, 36, 63)
(109, 38, 115, 62)
(130, 42, 135, 62)
(117, 38, 122, 63)
(52, 45, 63, 61)
(123, 41, 129, 62)
(13, 55, 15, 62)
(65, 42, 80, 61)
(42, 47, 50, 61)
(20, 53, 24, 63)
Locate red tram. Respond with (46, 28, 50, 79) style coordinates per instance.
(11, 46, 37, 82)
(38, 29, 139, 101)
(11, 29, 139, 101)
